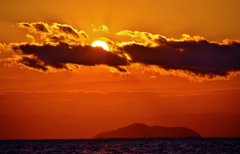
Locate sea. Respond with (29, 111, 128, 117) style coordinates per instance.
(0, 138, 239, 153)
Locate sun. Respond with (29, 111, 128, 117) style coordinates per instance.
(91, 41, 109, 51)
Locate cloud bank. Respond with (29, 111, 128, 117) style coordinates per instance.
(14, 42, 128, 72)
(1, 22, 240, 80)
(123, 39, 240, 77)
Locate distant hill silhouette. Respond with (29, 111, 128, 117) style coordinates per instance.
(93, 123, 201, 139)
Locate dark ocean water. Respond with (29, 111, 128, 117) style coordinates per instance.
(0, 138, 239, 153)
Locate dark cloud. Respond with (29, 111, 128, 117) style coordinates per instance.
(20, 57, 48, 71)
(10, 38, 240, 77)
(56, 24, 80, 38)
(50, 36, 65, 42)
(20, 22, 49, 33)
(18, 22, 88, 42)
(33, 23, 49, 32)
(123, 40, 240, 77)
(114, 66, 127, 72)
(14, 42, 128, 71)
(22, 23, 30, 27)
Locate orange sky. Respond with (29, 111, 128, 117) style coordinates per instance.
(0, 0, 240, 139)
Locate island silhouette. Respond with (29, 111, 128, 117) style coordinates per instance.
(93, 123, 201, 139)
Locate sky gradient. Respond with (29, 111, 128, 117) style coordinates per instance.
(0, 0, 240, 139)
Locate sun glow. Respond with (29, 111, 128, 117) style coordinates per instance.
(92, 41, 109, 51)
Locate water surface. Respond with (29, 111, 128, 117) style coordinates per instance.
(0, 138, 239, 153)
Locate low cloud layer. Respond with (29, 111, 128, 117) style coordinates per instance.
(123, 39, 240, 77)
(1, 22, 240, 80)
(14, 42, 128, 72)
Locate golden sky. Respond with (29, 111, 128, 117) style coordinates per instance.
(0, 0, 240, 139)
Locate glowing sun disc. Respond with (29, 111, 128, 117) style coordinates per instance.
(92, 41, 109, 51)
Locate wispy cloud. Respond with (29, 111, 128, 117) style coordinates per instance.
(92, 25, 110, 33)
